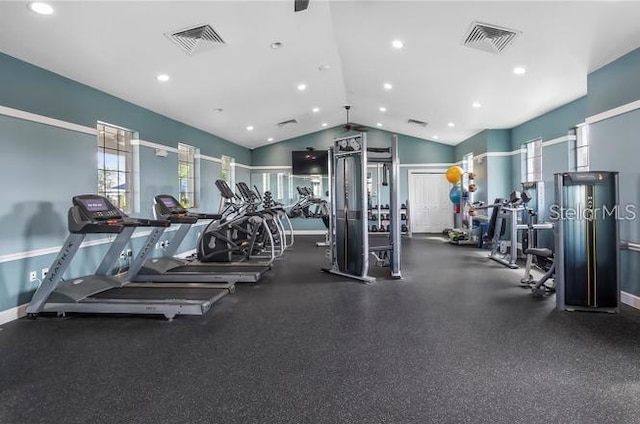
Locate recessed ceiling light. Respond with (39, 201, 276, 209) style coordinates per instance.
(472, 102, 482, 108)
(28, 2, 54, 15)
(270, 42, 283, 49)
(318, 64, 331, 72)
(379, 107, 387, 112)
(312, 107, 320, 113)
(513, 66, 526, 75)
(156, 74, 170, 82)
(392, 40, 404, 49)
(321, 123, 328, 127)
(383, 83, 393, 90)
(448, 122, 455, 127)
(246, 125, 254, 131)
(433, 135, 439, 140)
(297, 83, 307, 91)
(213, 108, 223, 113)
(267, 137, 274, 142)
(377, 123, 383, 127)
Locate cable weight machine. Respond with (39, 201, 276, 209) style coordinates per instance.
(322, 133, 401, 283)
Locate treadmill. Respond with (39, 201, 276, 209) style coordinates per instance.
(26, 195, 229, 320)
(131, 195, 270, 286)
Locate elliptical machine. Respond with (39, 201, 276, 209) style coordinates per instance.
(197, 180, 275, 264)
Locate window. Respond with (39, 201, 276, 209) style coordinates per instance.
(97, 122, 133, 212)
(575, 124, 589, 171)
(178, 143, 198, 208)
(523, 139, 542, 182)
(221, 155, 235, 191)
(462, 152, 474, 174)
(276, 173, 286, 200)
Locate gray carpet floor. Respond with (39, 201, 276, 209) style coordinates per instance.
(1, 235, 640, 424)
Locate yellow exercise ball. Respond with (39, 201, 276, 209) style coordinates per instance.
(446, 166, 463, 184)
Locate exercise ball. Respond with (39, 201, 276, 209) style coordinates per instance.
(449, 186, 462, 204)
(446, 166, 463, 184)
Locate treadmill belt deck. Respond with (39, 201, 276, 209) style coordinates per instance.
(171, 265, 267, 274)
(90, 287, 225, 301)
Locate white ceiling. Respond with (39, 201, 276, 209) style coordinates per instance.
(1, 1, 640, 149)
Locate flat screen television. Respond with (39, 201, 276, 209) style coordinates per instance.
(291, 150, 328, 175)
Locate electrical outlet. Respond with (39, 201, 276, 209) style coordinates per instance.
(41, 268, 49, 279)
(29, 271, 37, 282)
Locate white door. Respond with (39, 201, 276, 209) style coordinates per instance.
(409, 172, 452, 233)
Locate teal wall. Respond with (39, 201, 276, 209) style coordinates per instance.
(588, 47, 640, 116)
(0, 53, 250, 316)
(589, 101, 640, 296)
(251, 126, 455, 230)
(454, 130, 488, 158)
(251, 126, 454, 166)
(0, 53, 250, 165)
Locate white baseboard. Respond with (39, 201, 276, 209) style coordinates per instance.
(0, 303, 28, 326)
(621, 291, 640, 310)
(293, 230, 327, 235)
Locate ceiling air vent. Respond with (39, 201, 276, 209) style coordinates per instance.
(407, 118, 428, 127)
(463, 22, 521, 54)
(277, 119, 298, 127)
(166, 24, 225, 56)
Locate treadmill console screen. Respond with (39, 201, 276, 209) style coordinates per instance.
(83, 198, 109, 212)
(74, 196, 121, 220)
(156, 195, 186, 213)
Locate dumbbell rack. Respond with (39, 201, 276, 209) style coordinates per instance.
(366, 161, 409, 234)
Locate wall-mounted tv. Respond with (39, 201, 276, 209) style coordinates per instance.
(291, 150, 329, 175)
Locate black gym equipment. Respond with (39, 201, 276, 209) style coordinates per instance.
(555, 171, 620, 312)
(132, 194, 269, 286)
(323, 133, 401, 283)
(26, 195, 229, 320)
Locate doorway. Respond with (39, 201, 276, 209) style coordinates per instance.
(408, 171, 452, 233)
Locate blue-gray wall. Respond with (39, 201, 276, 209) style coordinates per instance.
(587, 47, 640, 297)
(0, 53, 250, 315)
(588, 47, 640, 116)
(251, 126, 455, 230)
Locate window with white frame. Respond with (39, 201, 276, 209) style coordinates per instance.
(575, 124, 589, 172)
(178, 143, 198, 208)
(221, 155, 235, 191)
(523, 139, 542, 182)
(97, 122, 134, 212)
(462, 152, 474, 174)
(276, 173, 285, 200)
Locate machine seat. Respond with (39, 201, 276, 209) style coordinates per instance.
(525, 248, 553, 258)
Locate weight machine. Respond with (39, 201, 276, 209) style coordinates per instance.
(323, 133, 401, 283)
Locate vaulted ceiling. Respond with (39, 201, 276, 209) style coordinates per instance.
(1, 1, 640, 148)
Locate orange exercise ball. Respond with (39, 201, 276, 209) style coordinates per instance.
(446, 166, 463, 184)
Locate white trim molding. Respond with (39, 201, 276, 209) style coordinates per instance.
(251, 165, 293, 170)
(400, 163, 454, 168)
(235, 163, 252, 170)
(198, 154, 223, 163)
(543, 135, 575, 148)
(0, 105, 97, 135)
(0, 303, 28, 326)
(621, 291, 640, 310)
(131, 139, 179, 154)
(586, 99, 640, 125)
